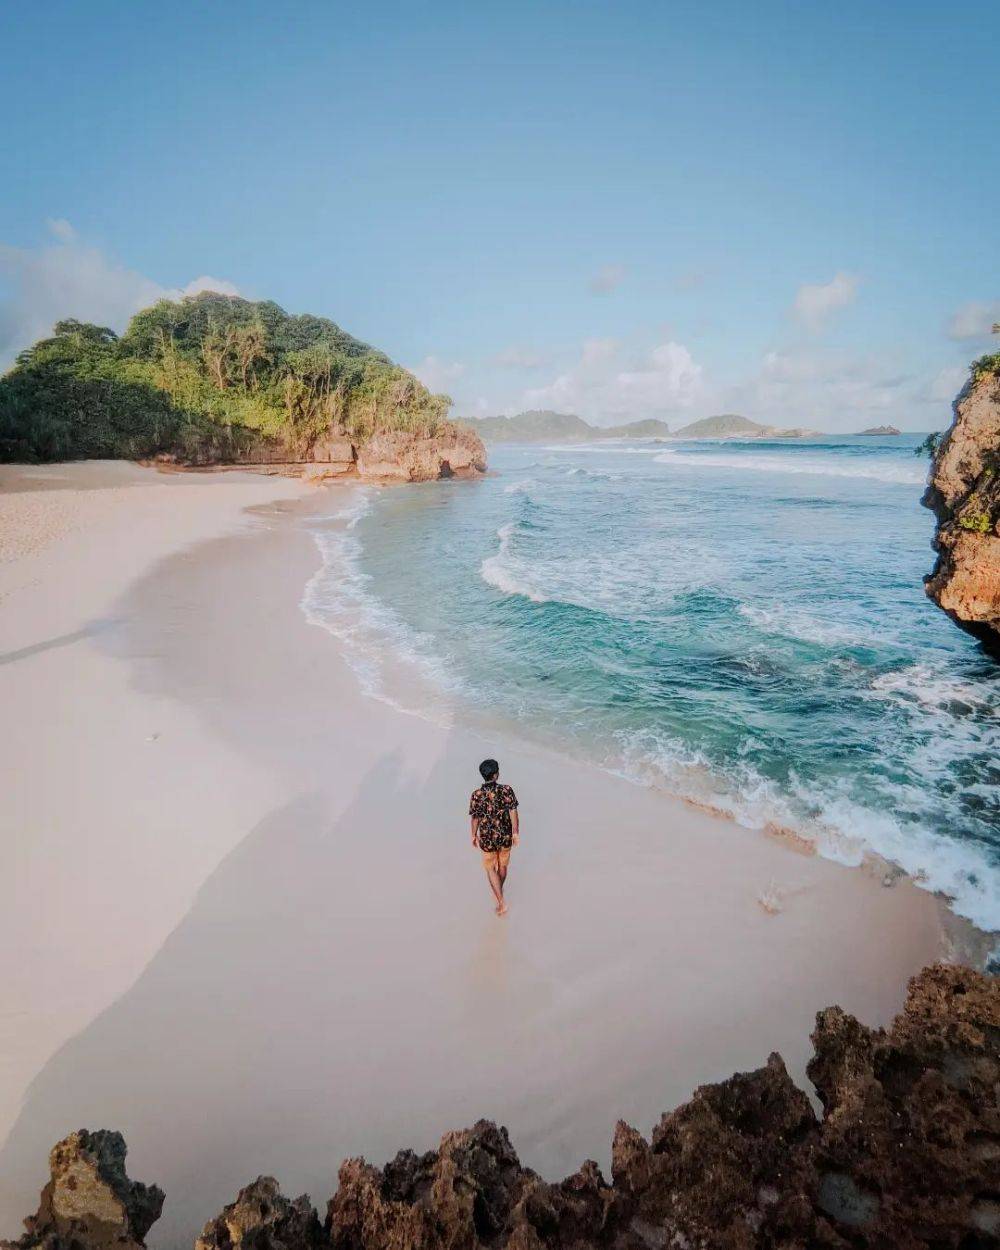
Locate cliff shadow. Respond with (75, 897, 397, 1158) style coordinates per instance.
(0, 740, 545, 1249)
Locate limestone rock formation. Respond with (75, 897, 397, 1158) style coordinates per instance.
(0, 1130, 163, 1250)
(195, 1178, 322, 1250)
(208, 425, 487, 483)
(7, 965, 998, 1250)
(923, 369, 1000, 651)
(354, 427, 487, 482)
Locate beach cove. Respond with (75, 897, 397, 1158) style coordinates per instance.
(0, 462, 970, 1248)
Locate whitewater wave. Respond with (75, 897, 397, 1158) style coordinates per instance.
(300, 491, 456, 718)
(504, 479, 535, 495)
(564, 466, 623, 482)
(611, 723, 1000, 931)
(738, 602, 869, 648)
(479, 519, 711, 612)
(654, 448, 926, 484)
(480, 522, 550, 602)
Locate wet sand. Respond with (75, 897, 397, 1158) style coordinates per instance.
(0, 463, 951, 1245)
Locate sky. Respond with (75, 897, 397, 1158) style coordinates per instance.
(1, 0, 997, 431)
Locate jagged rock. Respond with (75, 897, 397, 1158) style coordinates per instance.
(195, 1177, 321, 1250)
(806, 962, 1000, 1247)
(8, 966, 999, 1250)
(923, 370, 1000, 651)
(328, 1121, 543, 1249)
(612, 1053, 822, 1249)
(0, 1130, 163, 1250)
(355, 428, 487, 482)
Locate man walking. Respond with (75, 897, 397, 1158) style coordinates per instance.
(469, 758, 519, 916)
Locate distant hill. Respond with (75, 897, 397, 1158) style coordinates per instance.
(607, 418, 674, 439)
(673, 414, 767, 438)
(857, 425, 901, 436)
(460, 409, 822, 444)
(458, 410, 672, 443)
(673, 414, 822, 440)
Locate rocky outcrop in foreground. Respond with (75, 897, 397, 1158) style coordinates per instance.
(923, 369, 1000, 652)
(5, 966, 997, 1250)
(3, 1130, 163, 1250)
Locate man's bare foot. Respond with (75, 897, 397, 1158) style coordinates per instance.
(496, 901, 508, 916)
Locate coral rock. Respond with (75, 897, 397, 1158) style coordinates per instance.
(195, 1177, 321, 1250)
(0, 1130, 163, 1250)
(355, 428, 487, 482)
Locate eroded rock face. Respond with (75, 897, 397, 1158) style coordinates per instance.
(0, 1130, 163, 1250)
(195, 1177, 322, 1250)
(923, 371, 1000, 652)
(354, 428, 487, 482)
(7, 966, 998, 1250)
(162, 422, 488, 484)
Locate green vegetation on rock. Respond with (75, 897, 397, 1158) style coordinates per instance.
(972, 352, 1000, 383)
(0, 294, 451, 463)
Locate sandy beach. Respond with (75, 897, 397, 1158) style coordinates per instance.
(0, 462, 960, 1246)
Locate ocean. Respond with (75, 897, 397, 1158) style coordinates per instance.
(302, 434, 1000, 932)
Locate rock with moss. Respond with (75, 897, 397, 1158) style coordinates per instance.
(922, 364, 1000, 653)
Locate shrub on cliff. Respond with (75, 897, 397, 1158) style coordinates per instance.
(0, 295, 452, 463)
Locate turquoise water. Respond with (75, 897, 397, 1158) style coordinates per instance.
(302, 436, 1000, 931)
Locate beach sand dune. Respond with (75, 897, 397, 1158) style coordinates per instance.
(1, 465, 949, 1246)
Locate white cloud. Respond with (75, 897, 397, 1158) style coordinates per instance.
(410, 355, 465, 394)
(179, 274, 241, 298)
(588, 263, 626, 296)
(723, 347, 916, 429)
(0, 222, 241, 368)
(520, 337, 703, 423)
(947, 300, 1000, 341)
(792, 271, 859, 332)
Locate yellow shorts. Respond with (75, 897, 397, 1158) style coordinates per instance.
(481, 847, 511, 871)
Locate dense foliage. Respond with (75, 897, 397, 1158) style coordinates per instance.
(0, 294, 451, 463)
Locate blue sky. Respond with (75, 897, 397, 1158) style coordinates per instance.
(1, 0, 997, 429)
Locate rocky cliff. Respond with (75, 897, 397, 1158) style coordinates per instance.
(165, 425, 488, 484)
(4, 965, 998, 1250)
(923, 368, 1000, 652)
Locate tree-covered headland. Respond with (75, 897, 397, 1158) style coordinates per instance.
(0, 293, 452, 463)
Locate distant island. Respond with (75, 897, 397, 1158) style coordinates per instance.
(858, 425, 902, 436)
(0, 293, 483, 481)
(459, 409, 822, 443)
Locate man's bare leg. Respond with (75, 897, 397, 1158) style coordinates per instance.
(485, 864, 507, 915)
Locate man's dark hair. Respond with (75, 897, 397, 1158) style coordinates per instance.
(479, 758, 499, 782)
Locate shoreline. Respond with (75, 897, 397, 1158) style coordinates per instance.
(0, 462, 983, 1247)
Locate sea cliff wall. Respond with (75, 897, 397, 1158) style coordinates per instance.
(160, 424, 488, 484)
(5, 965, 997, 1250)
(923, 369, 1000, 652)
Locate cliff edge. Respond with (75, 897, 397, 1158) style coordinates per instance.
(923, 366, 1000, 653)
(5, 965, 998, 1250)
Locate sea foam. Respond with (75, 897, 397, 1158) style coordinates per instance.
(654, 448, 926, 484)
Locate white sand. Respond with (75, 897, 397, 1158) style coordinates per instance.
(0, 462, 953, 1245)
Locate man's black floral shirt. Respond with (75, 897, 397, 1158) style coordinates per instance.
(469, 782, 518, 851)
